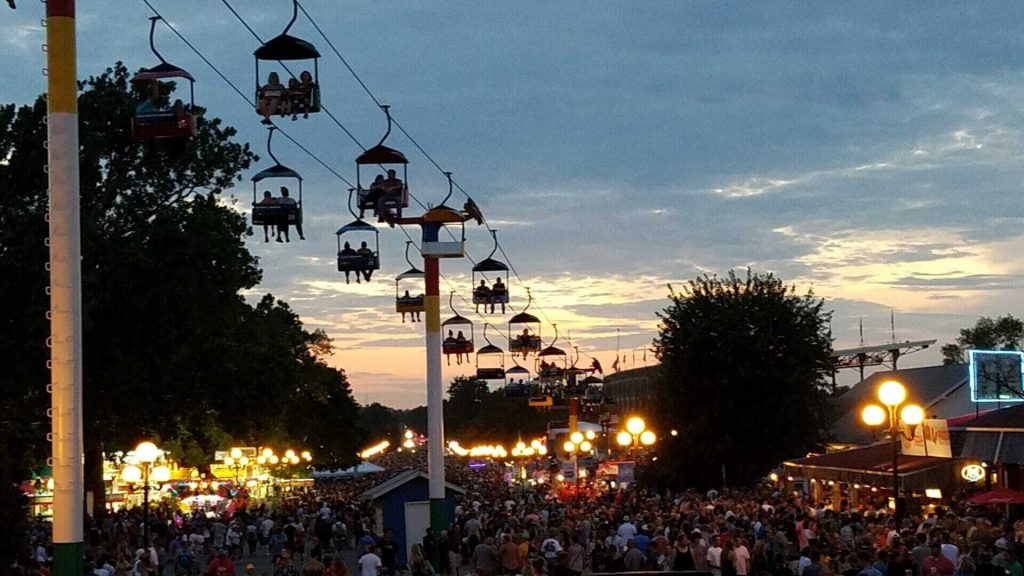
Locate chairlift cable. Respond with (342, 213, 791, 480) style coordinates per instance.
(145, 0, 562, 353)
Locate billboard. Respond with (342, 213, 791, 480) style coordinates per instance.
(969, 350, 1024, 402)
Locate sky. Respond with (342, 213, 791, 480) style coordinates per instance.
(4, 2, 1024, 408)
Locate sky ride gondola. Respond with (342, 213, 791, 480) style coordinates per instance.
(508, 288, 542, 357)
(254, 0, 321, 122)
(420, 173, 467, 258)
(356, 105, 409, 221)
(251, 127, 303, 239)
(442, 293, 474, 366)
(472, 230, 509, 314)
(503, 363, 532, 397)
(396, 241, 424, 323)
(336, 189, 380, 284)
(475, 324, 506, 381)
(131, 17, 197, 140)
(537, 324, 567, 382)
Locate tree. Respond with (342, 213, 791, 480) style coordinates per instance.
(0, 63, 365, 522)
(651, 269, 834, 489)
(941, 315, 1023, 364)
(444, 376, 549, 444)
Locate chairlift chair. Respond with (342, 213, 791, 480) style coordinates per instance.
(131, 17, 197, 140)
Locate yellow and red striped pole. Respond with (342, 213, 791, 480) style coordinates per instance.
(46, 1, 84, 575)
(421, 223, 447, 551)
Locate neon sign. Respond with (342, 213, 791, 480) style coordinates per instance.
(969, 350, 1024, 403)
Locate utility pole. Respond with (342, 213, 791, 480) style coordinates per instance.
(46, 1, 85, 575)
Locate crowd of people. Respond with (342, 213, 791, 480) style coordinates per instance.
(11, 449, 1024, 576)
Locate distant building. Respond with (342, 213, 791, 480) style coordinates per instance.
(787, 362, 1024, 495)
(603, 365, 660, 413)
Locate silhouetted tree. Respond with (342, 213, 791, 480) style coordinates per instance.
(652, 269, 833, 489)
(941, 315, 1023, 364)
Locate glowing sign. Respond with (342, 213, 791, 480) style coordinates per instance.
(969, 350, 1024, 403)
(961, 464, 985, 483)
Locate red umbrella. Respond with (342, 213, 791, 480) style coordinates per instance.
(968, 487, 1024, 505)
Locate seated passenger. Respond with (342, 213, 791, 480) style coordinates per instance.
(376, 169, 403, 219)
(136, 81, 162, 115)
(360, 175, 385, 219)
(356, 241, 374, 282)
(444, 330, 458, 365)
(290, 70, 316, 120)
(490, 278, 507, 314)
(455, 330, 469, 364)
(474, 279, 491, 313)
(340, 241, 357, 284)
(274, 186, 304, 243)
(286, 78, 301, 121)
(517, 328, 532, 358)
(257, 190, 277, 243)
(257, 72, 286, 124)
(399, 291, 422, 323)
(381, 169, 403, 196)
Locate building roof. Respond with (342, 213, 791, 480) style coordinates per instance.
(785, 442, 947, 477)
(361, 470, 466, 501)
(831, 364, 968, 444)
(951, 403, 1024, 430)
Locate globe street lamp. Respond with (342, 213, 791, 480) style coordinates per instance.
(123, 441, 168, 548)
(617, 416, 656, 461)
(223, 448, 250, 484)
(860, 379, 924, 520)
(563, 432, 593, 489)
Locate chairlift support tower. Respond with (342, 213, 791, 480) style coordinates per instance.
(385, 171, 477, 546)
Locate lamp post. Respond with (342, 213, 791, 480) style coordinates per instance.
(562, 432, 593, 490)
(122, 441, 169, 549)
(860, 379, 924, 521)
(616, 416, 656, 462)
(224, 448, 250, 484)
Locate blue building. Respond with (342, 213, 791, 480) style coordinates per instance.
(361, 470, 465, 567)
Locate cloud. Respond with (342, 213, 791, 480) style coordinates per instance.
(7, 1, 1024, 407)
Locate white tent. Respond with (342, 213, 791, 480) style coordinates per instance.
(312, 462, 385, 478)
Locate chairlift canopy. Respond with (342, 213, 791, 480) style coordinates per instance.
(132, 62, 195, 83)
(252, 164, 303, 182)
(396, 267, 425, 281)
(356, 144, 408, 165)
(336, 220, 379, 235)
(254, 34, 321, 60)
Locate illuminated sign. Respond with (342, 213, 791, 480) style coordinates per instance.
(969, 350, 1024, 403)
(961, 464, 985, 483)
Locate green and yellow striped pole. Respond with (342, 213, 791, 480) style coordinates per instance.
(46, 1, 85, 575)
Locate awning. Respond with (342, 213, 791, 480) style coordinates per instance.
(784, 443, 956, 490)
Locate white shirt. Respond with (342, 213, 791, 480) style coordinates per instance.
(707, 546, 723, 569)
(617, 522, 637, 542)
(541, 538, 563, 559)
(260, 518, 275, 538)
(734, 545, 751, 576)
(359, 553, 382, 576)
(941, 543, 959, 565)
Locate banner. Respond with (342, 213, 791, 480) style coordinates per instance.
(901, 419, 952, 458)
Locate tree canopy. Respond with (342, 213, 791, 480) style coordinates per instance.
(651, 269, 834, 489)
(0, 63, 364, 531)
(444, 376, 550, 444)
(941, 315, 1023, 364)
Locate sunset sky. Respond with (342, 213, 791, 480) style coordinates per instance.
(5, 2, 1024, 407)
